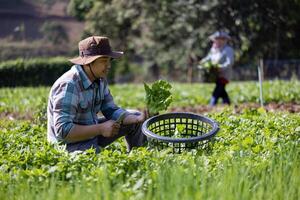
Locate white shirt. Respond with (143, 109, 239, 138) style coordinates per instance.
(202, 44, 234, 80)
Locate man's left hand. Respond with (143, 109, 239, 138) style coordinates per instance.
(136, 110, 148, 123)
(123, 110, 148, 125)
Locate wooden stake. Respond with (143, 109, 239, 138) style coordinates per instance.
(258, 59, 264, 107)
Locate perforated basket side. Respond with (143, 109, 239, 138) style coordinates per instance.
(141, 112, 219, 152)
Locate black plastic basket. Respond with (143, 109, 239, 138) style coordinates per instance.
(142, 112, 219, 153)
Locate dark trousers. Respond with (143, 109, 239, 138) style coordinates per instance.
(66, 112, 147, 153)
(210, 79, 230, 106)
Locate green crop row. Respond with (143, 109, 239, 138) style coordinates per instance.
(0, 57, 71, 87)
(0, 57, 137, 87)
(0, 109, 299, 199)
(0, 80, 299, 116)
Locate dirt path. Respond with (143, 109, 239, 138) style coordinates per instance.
(169, 102, 300, 114)
(1, 102, 299, 121)
(0, 111, 33, 121)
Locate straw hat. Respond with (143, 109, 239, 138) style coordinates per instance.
(209, 31, 231, 41)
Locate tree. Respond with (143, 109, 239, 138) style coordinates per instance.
(40, 21, 69, 45)
(68, 0, 300, 80)
(210, 0, 300, 62)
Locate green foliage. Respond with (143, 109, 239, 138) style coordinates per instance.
(33, 96, 48, 128)
(67, 0, 300, 72)
(0, 81, 300, 198)
(0, 80, 300, 116)
(144, 80, 173, 115)
(0, 57, 140, 86)
(200, 60, 220, 69)
(198, 60, 221, 82)
(0, 57, 71, 87)
(40, 22, 69, 44)
(0, 110, 299, 199)
(173, 124, 185, 138)
(0, 87, 49, 114)
(67, 0, 94, 21)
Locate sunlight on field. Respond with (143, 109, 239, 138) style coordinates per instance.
(0, 80, 299, 115)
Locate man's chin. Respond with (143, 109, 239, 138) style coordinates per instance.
(99, 73, 108, 78)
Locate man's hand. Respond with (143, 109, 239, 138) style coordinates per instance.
(136, 110, 147, 123)
(65, 121, 120, 143)
(123, 110, 148, 125)
(100, 120, 120, 137)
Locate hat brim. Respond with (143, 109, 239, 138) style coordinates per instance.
(69, 51, 123, 65)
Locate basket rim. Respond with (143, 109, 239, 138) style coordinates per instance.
(141, 112, 219, 143)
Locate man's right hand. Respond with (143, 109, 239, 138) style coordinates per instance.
(99, 120, 120, 137)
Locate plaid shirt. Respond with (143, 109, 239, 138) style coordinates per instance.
(47, 65, 128, 143)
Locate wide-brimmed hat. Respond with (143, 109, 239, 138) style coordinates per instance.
(209, 31, 231, 41)
(69, 36, 123, 65)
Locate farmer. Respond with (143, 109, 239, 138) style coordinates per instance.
(47, 36, 147, 153)
(200, 31, 234, 106)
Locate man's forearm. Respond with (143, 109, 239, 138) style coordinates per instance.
(64, 124, 102, 143)
(200, 56, 210, 64)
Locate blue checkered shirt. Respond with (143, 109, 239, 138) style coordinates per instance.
(47, 65, 128, 143)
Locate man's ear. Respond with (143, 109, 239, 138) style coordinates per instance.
(89, 61, 96, 69)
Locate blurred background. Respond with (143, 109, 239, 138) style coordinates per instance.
(0, 0, 300, 86)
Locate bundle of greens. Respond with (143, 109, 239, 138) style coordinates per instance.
(144, 80, 173, 116)
(198, 60, 220, 82)
(199, 60, 220, 69)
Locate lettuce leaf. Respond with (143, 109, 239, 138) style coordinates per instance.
(144, 80, 172, 115)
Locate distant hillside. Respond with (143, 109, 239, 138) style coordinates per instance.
(0, 0, 84, 59)
(0, 0, 83, 41)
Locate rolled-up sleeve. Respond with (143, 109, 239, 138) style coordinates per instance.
(101, 82, 128, 120)
(52, 82, 78, 141)
(200, 54, 211, 64)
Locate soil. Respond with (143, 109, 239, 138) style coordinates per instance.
(0, 111, 33, 121)
(169, 102, 300, 114)
(0, 102, 299, 121)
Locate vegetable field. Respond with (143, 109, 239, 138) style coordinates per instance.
(0, 80, 299, 200)
(1, 80, 300, 117)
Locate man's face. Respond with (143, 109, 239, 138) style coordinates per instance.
(91, 57, 111, 78)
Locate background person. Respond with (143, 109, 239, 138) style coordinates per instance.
(199, 31, 234, 106)
(47, 36, 147, 153)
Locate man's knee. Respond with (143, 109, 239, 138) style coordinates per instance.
(66, 137, 100, 153)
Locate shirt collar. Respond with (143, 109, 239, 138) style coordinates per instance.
(74, 65, 93, 90)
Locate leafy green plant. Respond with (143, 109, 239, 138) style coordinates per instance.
(198, 60, 220, 83)
(144, 80, 173, 116)
(173, 124, 185, 138)
(33, 97, 48, 128)
(0, 109, 299, 199)
(199, 60, 220, 69)
(1, 80, 300, 118)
